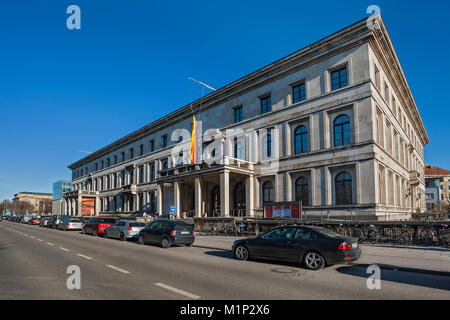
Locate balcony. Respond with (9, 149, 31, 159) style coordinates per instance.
(121, 184, 137, 195)
(409, 170, 422, 185)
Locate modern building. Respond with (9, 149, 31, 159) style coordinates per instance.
(425, 164, 450, 218)
(13, 192, 53, 214)
(66, 15, 428, 221)
(52, 180, 72, 215)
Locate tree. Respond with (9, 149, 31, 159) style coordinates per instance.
(12, 201, 35, 215)
(1, 199, 13, 214)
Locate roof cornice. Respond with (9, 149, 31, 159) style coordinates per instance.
(368, 15, 429, 146)
(69, 15, 428, 169)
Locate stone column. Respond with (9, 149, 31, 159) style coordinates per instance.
(220, 170, 230, 217)
(194, 177, 203, 217)
(174, 181, 181, 218)
(157, 184, 163, 215)
(77, 195, 82, 216)
(245, 175, 255, 217)
(275, 173, 284, 202)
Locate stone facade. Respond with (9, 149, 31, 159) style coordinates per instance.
(67, 15, 428, 221)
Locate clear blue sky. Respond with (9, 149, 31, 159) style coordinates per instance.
(0, 0, 449, 201)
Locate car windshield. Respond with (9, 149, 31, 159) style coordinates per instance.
(70, 219, 81, 222)
(99, 219, 115, 224)
(311, 227, 344, 239)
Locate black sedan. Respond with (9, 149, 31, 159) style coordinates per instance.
(138, 219, 195, 248)
(232, 225, 361, 270)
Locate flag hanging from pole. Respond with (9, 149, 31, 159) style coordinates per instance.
(190, 115, 197, 164)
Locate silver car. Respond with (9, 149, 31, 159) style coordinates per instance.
(104, 220, 146, 241)
(57, 218, 83, 231)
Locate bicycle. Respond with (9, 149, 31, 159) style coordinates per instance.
(388, 224, 413, 246)
(420, 221, 449, 246)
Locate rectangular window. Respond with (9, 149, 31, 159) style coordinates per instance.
(129, 148, 134, 159)
(106, 158, 110, 167)
(292, 82, 306, 103)
(101, 161, 104, 169)
(139, 166, 144, 184)
(149, 140, 155, 152)
(234, 137, 245, 160)
(140, 144, 144, 156)
(260, 96, 271, 114)
(150, 163, 155, 181)
(384, 82, 389, 103)
(331, 67, 348, 90)
(162, 135, 168, 148)
(121, 152, 125, 162)
(95, 163, 98, 171)
(234, 106, 243, 123)
(114, 155, 117, 165)
(374, 65, 380, 89)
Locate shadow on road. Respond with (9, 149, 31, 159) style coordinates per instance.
(336, 264, 450, 291)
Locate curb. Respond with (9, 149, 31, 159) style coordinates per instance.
(194, 244, 450, 277)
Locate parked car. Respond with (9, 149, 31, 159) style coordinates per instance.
(48, 215, 68, 229)
(138, 219, 195, 248)
(39, 217, 51, 227)
(104, 221, 146, 241)
(21, 216, 32, 224)
(57, 217, 83, 231)
(83, 217, 116, 236)
(232, 225, 361, 270)
(29, 217, 41, 225)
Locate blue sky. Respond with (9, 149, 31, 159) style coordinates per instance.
(0, 0, 449, 201)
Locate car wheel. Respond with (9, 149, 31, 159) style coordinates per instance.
(234, 245, 249, 261)
(160, 237, 171, 248)
(302, 251, 325, 270)
(138, 235, 145, 245)
(120, 233, 126, 241)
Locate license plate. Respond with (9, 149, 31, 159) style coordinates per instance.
(181, 231, 189, 235)
(352, 243, 358, 249)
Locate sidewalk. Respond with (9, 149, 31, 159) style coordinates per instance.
(194, 234, 450, 275)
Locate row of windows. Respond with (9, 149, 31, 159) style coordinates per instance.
(261, 171, 353, 206)
(75, 67, 350, 178)
(233, 67, 348, 123)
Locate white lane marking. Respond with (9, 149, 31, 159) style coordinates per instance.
(106, 265, 130, 274)
(29, 236, 35, 239)
(77, 254, 93, 260)
(47, 242, 54, 246)
(154, 282, 200, 299)
(37, 239, 43, 242)
(59, 247, 70, 252)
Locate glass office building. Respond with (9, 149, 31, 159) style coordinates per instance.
(53, 180, 72, 201)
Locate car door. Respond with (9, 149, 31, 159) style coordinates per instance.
(284, 227, 319, 261)
(249, 227, 295, 259)
(144, 220, 160, 243)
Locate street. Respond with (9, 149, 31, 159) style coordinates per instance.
(0, 221, 449, 300)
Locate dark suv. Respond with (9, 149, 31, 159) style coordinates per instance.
(138, 220, 195, 248)
(83, 217, 116, 236)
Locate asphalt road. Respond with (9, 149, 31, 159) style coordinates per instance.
(0, 221, 449, 300)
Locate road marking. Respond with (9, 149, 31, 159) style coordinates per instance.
(37, 239, 43, 242)
(154, 282, 200, 299)
(106, 265, 130, 274)
(77, 254, 93, 260)
(59, 247, 70, 252)
(47, 243, 54, 246)
(29, 236, 35, 239)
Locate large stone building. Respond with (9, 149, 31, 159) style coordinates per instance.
(13, 192, 53, 214)
(425, 164, 450, 218)
(66, 15, 428, 221)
